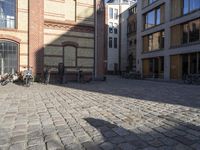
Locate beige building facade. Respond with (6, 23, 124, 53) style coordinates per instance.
(0, 0, 105, 82)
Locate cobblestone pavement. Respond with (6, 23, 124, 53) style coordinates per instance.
(0, 76, 200, 150)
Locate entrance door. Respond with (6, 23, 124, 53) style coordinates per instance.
(0, 41, 18, 75)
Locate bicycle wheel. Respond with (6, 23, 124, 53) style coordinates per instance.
(25, 77, 30, 87)
(1, 80, 9, 86)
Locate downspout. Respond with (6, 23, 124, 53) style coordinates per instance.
(28, 0, 30, 69)
(119, 3, 121, 74)
(94, 0, 97, 79)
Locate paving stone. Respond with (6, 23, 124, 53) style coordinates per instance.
(118, 143, 136, 150)
(100, 142, 114, 150)
(112, 127, 130, 136)
(191, 143, 200, 150)
(46, 141, 64, 150)
(0, 79, 199, 150)
(9, 142, 26, 150)
(26, 144, 46, 150)
(108, 136, 125, 144)
(82, 141, 101, 150)
(173, 136, 197, 146)
(64, 143, 83, 150)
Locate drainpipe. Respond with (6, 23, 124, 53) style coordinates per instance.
(94, 0, 97, 79)
(28, 0, 30, 69)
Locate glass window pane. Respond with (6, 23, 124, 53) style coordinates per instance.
(109, 37, 112, 48)
(114, 9, 118, 20)
(109, 8, 113, 19)
(108, 22, 113, 33)
(0, 0, 16, 29)
(156, 8, 160, 25)
(0, 41, 18, 75)
(189, 20, 200, 42)
(114, 38, 117, 48)
(145, 10, 155, 29)
(183, 24, 189, 44)
(190, 0, 200, 12)
(183, 0, 189, 14)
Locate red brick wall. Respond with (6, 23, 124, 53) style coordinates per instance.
(28, 0, 44, 75)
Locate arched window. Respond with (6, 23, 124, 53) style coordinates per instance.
(0, 40, 18, 75)
(0, 0, 16, 29)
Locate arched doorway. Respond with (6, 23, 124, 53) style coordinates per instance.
(0, 40, 18, 75)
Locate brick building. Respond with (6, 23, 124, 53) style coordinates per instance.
(0, 0, 106, 82)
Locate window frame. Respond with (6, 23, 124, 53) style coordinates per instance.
(109, 37, 112, 48)
(109, 8, 113, 19)
(114, 37, 117, 49)
(144, 5, 163, 30)
(0, 40, 19, 74)
(182, 18, 200, 44)
(0, 0, 17, 29)
(183, 0, 200, 15)
(143, 30, 165, 52)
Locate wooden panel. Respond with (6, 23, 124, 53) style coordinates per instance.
(143, 36, 149, 52)
(160, 5, 165, 23)
(171, 25, 182, 47)
(171, 0, 182, 19)
(170, 55, 182, 80)
(143, 59, 150, 77)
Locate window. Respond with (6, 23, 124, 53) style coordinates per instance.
(145, 10, 155, 29)
(143, 31, 164, 52)
(143, 57, 164, 79)
(0, 0, 16, 29)
(129, 40, 132, 46)
(182, 18, 200, 44)
(183, 0, 200, 15)
(109, 37, 112, 48)
(114, 9, 118, 20)
(129, 6, 136, 16)
(108, 22, 113, 33)
(0, 41, 18, 74)
(114, 23, 118, 34)
(156, 8, 160, 25)
(109, 8, 113, 19)
(149, 0, 157, 4)
(114, 38, 117, 48)
(144, 5, 164, 29)
(64, 46, 76, 67)
(143, 0, 157, 7)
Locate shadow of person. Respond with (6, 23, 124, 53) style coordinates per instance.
(84, 117, 200, 150)
(84, 118, 148, 150)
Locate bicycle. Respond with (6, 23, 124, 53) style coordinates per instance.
(23, 67, 33, 87)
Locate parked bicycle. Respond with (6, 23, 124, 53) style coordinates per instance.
(22, 67, 33, 87)
(0, 72, 19, 86)
(184, 74, 200, 85)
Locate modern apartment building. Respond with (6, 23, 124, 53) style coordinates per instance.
(105, 0, 132, 74)
(127, 3, 137, 71)
(0, 0, 105, 82)
(137, 0, 200, 80)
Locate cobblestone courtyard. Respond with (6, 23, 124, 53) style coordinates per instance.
(0, 77, 200, 150)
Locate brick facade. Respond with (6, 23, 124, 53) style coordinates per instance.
(0, 0, 106, 82)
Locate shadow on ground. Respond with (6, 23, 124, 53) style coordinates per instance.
(62, 76, 200, 109)
(84, 117, 200, 149)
